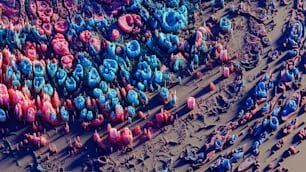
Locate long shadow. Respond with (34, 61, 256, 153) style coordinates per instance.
(0, 117, 29, 140)
(65, 153, 88, 171)
(274, 51, 294, 67)
(174, 105, 190, 119)
(193, 75, 223, 99)
(65, 136, 102, 171)
(291, 132, 302, 145)
(274, 27, 291, 66)
(275, 128, 285, 140)
(173, 158, 189, 169)
(239, 129, 253, 143)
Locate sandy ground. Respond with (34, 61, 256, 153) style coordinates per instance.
(1, 0, 306, 172)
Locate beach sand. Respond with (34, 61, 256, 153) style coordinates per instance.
(0, 0, 306, 172)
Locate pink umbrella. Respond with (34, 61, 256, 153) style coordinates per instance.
(121, 127, 133, 145)
(187, 97, 196, 110)
(223, 67, 230, 78)
(0, 84, 10, 107)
